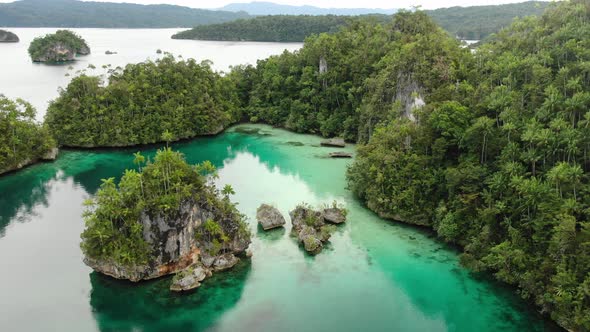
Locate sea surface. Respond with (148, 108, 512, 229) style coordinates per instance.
(0, 124, 562, 332)
(0, 28, 302, 120)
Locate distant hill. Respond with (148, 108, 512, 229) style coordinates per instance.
(427, 1, 551, 39)
(0, 0, 250, 28)
(220, 2, 397, 16)
(173, 15, 390, 42)
(176, 1, 553, 42)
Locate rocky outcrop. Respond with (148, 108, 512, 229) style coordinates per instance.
(84, 199, 251, 282)
(256, 204, 286, 230)
(394, 73, 425, 122)
(0, 148, 59, 176)
(170, 264, 212, 292)
(0, 29, 19, 42)
(42, 147, 59, 161)
(289, 204, 347, 255)
(32, 42, 78, 62)
(322, 208, 346, 224)
(329, 152, 352, 158)
(320, 138, 346, 148)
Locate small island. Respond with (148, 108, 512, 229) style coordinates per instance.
(28, 30, 90, 63)
(81, 148, 251, 289)
(0, 29, 19, 43)
(290, 203, 347, 255)
(0, 95, 57, 175)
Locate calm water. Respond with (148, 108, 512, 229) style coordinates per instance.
(0, 28, 302, 120)
(0, 124, 561, 331)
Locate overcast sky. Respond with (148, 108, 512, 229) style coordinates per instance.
(0, 0, 548, 10)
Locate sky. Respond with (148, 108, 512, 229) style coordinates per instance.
(0, 0, 543, 10)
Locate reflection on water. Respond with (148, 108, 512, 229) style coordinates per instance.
(0, 125, 562, 331)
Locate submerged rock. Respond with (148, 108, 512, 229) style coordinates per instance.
(257, 204, 286, 230)
(0, 29, 19, 42)
(329, 152, 352, 158)
(321, 138, 346, 148)
(212, 253, 240, 271)
(170, 264, 211, 292)
(105, 50, 118, 55)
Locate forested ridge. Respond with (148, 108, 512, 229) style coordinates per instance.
(172, 15, 390, 42)
(174, 1, 549, 42)
(346, 2, 590, 329)
(0, 0, 249, 28)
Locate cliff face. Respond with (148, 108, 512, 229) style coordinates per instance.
(0, 29, 19, 42)
(32, 42, 76, 62)
(84, 199, 250, 282)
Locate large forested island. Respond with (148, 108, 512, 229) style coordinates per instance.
(0, 95, 57, 175)
(28, 30, 90, 62)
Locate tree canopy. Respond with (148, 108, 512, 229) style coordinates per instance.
(348, 2, 590, 329)
(0, 95, 56, 175)
(81, 148, 248, 265)
(45, 55, 239, 147)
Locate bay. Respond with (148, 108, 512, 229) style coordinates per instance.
(0, 124, 562, 332)
(0, 28, 302, 120)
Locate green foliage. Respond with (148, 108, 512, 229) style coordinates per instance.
(0, 95, 56, 174)
(174, 2, 550, 43)
(81, 147, 248, 266)
(172, 15, 389, 42)
(348, 2, 590, 329)
(45, 55, 239, 147)
(231, 11, 468, 141)
(426, 1, 550, 40)
(28, 30, 89, 62)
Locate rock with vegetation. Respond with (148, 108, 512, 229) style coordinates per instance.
(256, 204, 286, 230)
(0, 95, 57, 175)
(28, 30, 90, 62)
(0, 29, 19, 42)
(289, 203, 345, 255)
(170, 264, 211, 292)
(81, 148, 251, 283)
(46, 55, 238, 147)
(320, 138, 346, 148)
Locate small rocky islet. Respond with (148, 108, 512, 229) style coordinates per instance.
(0, 29, 19, 42)
(257, 202, 347, 255)
(28, 30, 90, 63)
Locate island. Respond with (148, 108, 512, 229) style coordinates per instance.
(0, 29, 19, 42)
(28, 30, 90, 63)
(0, 95, 57, 175)
(290, 203, 347, 255)
(45, 55, 233, 147)
(81, 148, 251, 289)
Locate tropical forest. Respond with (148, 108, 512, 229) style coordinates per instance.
(0, 0, 588, 331)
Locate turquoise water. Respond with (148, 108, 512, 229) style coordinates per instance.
(0, 124, 561, 331)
